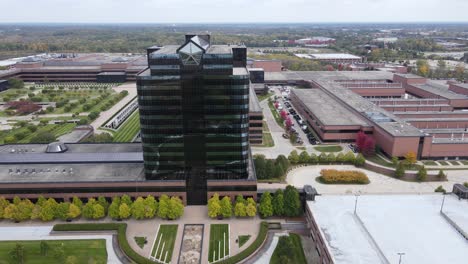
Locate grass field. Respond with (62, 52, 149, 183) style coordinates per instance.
(314, 145, 343, 152)
(113, 111, 140, 142)
(238, 235, 251, 247)
(438, 161, 449, 166)
(257, 92, 273, 102)
(422, 160, 438, 166)
(268, 101, 284, 128)
(0, 239, 107, 264)
(208, 224, 230, 263)
(0, 123, 76, 144)
(270, 234, 307, 264)
(150, 224, 178, 264)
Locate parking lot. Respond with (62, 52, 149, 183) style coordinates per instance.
(270, 85, 319, 147)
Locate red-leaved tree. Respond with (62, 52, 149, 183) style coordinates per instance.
(280, 110, 288, 120)
(355, 131, 376, 157)
(285, 117, 293, 131)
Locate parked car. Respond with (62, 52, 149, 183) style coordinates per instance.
(282, 133, 290, 139)
(301, 125, 308, 131)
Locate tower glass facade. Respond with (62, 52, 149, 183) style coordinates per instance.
(136, 35, 250, 205)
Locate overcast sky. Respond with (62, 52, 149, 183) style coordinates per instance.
(0, 0, 467, 23)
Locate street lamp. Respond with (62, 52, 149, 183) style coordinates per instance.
(397, 252, 405, 264)
(354, 194, 360, 214)
(440, 194, 446, 213)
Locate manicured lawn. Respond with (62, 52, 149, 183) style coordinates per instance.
(422, 160, 438, 166)
(314, 145, 343, 152)
(448, 161, 461, 166)
(150, 224, 178, 264)
(113, 111, 140, 142)
(438, 161, 449, 166)
(0, 123, 77, 144)
(257, 92, 273, 102)
(208, 224, 230, 263)
(270, 233, 307, 264)
(134, 237, 147, 249)
(461, 160, 468, 165)
(0, 239, 107, 264)
(238, 235, 250, 247)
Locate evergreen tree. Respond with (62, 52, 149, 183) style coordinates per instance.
(97, 196, 109, 214)
(67, 203, 81, 219)
(92, 204, 105, 219)
(71, 196, 82, 209)
(82, 198, 96, 219)
(274, 162, 285, 178)
(288, 150, 300, 164)
(336, 152, 345, 163)
(276, 155, 290, 170)
(167, 196, 184, 220)
(344, 152, 356, 164)
(254, 155, 267, 179)
(284, 185, 301, 217)
(265, 159, 275, 179)
(272, 189, 285, 216)
(327, 153, 336, 164)
(234, 202, 247, 217)
(309, 153, 319, 164)
(259, 192, 273, 218)
(395, 161, 406, 178)
(354, 153, 366, 167)
(417, 166, 427, 182)
(319, 152, 328, 163)
(299, 151, 310, 164)
(121, 194, 133, 207)
(56, 202, 70, 221)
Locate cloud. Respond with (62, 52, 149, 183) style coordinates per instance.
(0, 0, 466, 23)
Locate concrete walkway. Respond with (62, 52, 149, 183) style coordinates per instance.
(285, 165, 468, 195)
(0, 225, 120, 264)
(91, 82, 137, 133)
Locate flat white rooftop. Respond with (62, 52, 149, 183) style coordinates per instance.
(310, 53, 361, 60)
(308, 194, 468, 264)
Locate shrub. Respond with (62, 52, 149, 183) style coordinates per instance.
(417, 166, 427, 182)
(437, 170, 447, 180)
(319, 169, 370, 184)
(464, 182, 468, 188)
(354, 154, 366, 167)
(435, 186, 446, 193)
(395, 161, 406, 178)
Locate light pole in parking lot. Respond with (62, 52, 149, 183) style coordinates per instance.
(397, 252, 405, 264)
(354, 194, 359, 214)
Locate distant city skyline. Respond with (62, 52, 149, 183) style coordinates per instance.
(0, 0, 467, 23)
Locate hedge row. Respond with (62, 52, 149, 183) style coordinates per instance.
(319, 169, 370, 184)
(217, 221, 269, 264)
(53, 223, 156, 264)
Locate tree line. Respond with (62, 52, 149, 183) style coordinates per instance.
(0, 194, 184, 222)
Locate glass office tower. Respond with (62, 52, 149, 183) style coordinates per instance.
(136, 35, 251, 205)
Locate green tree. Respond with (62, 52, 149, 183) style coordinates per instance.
(56, 202, 70, 221)
(0, 197, 10, 219)
(276, 155, 290, 170)
(121, 194, 133, 207)
(275, 236, 294, 263)
(72, 196, 82, 209)
(92, 204, 105, 219)
(143, 195, 158, 218)
(234, 202, 247, 217)
(336, 152, 345, 163)
(8, 78, 24, 89)
(259, 192, 273, 218)
(119, 203, 131, 219)
(354, 153, 366, 167)
(4, 204, 19, 222)
(40, 241, 48, 256)
(246, 198, 257, 217)
(417, 166, 427, 182)
(272, 189, 285, 216)
(327, 153, 336, 164)
(9, 243, 25, 264)
(344, 152, 355, 164)
(265, 159, 275, 179)
(167, 196, 184, 220)
(40, 198, 58, 222)
(67, 203, 81, 219)
(97, 196, 109, 214)
(157, 195, 170, 219)
(284, 185, 301, 217)
(131, 197, 146, 220)
(299, 151, 310, 164)
(254, 155, 266, 179)
(108, 197, 121, 219)
(82, 198, 96, 219)
(274, 162, 285, 178)
(395, 161, 406, 178)
(437, 170, 447, 180)
(391, 156, 399, 166)
(288, 150, 300, 164)
(319, 152, 328, 163)
(220, 196, 232, 218)
(309, 153, 319, 164)
(207, 193, 221, 218)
